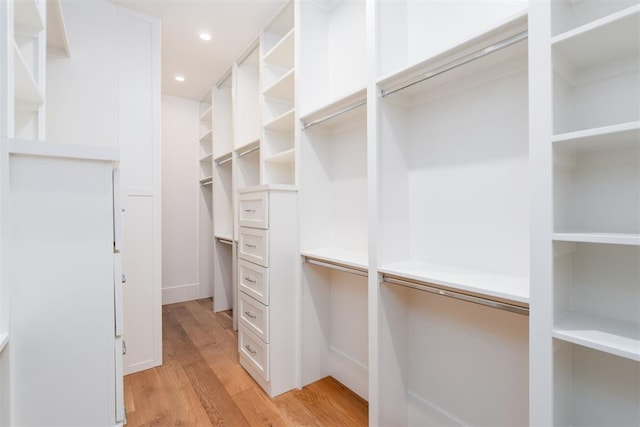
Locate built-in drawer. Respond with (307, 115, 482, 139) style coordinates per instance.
(239, 325, 269, 382)
(238, 227, 269, 267)
(239, 292, 270, 343)
(238, 192, 268, 229)
(238, 258, 269, 305)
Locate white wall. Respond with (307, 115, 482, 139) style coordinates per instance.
(161, 95, 212, 304)
(46, 0, 118, 148)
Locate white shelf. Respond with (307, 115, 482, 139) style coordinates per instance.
(13, 41, 43, 106)
(0, 332, 8, 353)
(554, 312, 640, 361)
(263, 28, 294, 70)
(236, 139, 260, 155)
(552, 121, 640, 151)
(199, 153, 213, 162)
(199, 176, 213, 185)
(379, 260, 530, 304)
(199, 105, 213, 122)
(14, 0, 44, 31)
(8, 139, 119, 162)
(553, 233, 640, 246)
(301, 248, 368, 271)
(264, 108, 295, 132)
(552, 6, 640, 71)
(263, 148, 294, 164)
(47, 0, 71, 57)
(199, 129, 213, 142)
(263, 68, 295, 101)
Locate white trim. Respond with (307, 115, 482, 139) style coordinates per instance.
(162, 283, 201, 305)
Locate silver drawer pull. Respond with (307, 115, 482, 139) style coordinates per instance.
(244, 311, 257, 319)
(122, 340, 127, 355)
(244, 277, 256, 284)
(244, 209, 256, 213)
(244, 243, 256, 249)
(245, 344, 257, 355)
(122, 274, 127, 284)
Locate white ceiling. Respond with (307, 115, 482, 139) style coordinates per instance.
(109, 0, 287, 100)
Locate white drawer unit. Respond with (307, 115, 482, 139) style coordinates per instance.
(238, 191, 269, 229)
(238, 258, 269, 305)
(239, 292, 270, 342)
(238, 227, 269, 267)
(239, 325, 270, 382)
(236, 185, 298, 397)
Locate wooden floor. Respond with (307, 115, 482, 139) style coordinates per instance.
(124, 298, 368, 426)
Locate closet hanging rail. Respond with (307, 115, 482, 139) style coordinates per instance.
(380, 31, 528, 98)
(216, 156, 232, 166)
(303, 257, 368, 278)
(301, 100, 367, 130)
(237, 42, 259, 66)
(216, 237, 233, 245)
(215, 69, 232, 89)
(383, 276, 529, 316)
(237, 145, 260, 158)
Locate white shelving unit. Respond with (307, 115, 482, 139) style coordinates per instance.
(10, 0, 46, 140)
(299, 86, 368, 400)
(261, 1, 296, 185)
(298, 0, 366, 115)
(376, 11, 530, 426)
(529, 1, 640, 425)
(212, 70, 235, 314)
(199, 89, 213, 185)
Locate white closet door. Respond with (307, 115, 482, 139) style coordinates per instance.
(117, 7, 162, 375)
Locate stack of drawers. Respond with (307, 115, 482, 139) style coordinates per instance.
(236, 186, 298, 397)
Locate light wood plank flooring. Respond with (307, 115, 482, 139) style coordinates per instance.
(124, 298, 368, 426)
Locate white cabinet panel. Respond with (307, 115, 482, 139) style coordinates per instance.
(238, 227, 269, 267)
(238, 258, 270, 305)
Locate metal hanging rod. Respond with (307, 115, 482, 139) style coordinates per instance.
(380, 31, 528, 98)
(216, 156, 232, 166)
(216, 69, 232, 89)
(237, 145, 260, 158)
(302, 100, 367, 130)
(304, 257, 368, 278)
(216, 237, 233, 245)
(237, 42, 259, 66)
(383, 276, 529, 316)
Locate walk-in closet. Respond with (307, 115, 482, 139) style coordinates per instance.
(1, 0, 638, 426)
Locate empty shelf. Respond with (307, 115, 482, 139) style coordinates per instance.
(301, 248, 368, 271)
(553, 233, 640, 246)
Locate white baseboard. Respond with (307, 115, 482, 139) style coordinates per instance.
(162, 282, 200, 305)
(329, 345, 369, 401)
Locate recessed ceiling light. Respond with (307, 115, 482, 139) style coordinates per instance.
(199, 32, 212, 41)
(175, 75, 185, 82)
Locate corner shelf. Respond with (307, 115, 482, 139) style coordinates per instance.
(554, 312, 640, 361)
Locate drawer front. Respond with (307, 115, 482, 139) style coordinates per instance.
(238, 227, 269, 267)
(239, 325, 269, 382)
(239, 292, 270, 343)
(238, 192, 268, 229)
(238, 258, 269, 305)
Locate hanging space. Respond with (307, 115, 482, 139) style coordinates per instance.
(375, 3, 530, 425)
(298, 0, 369, 404)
